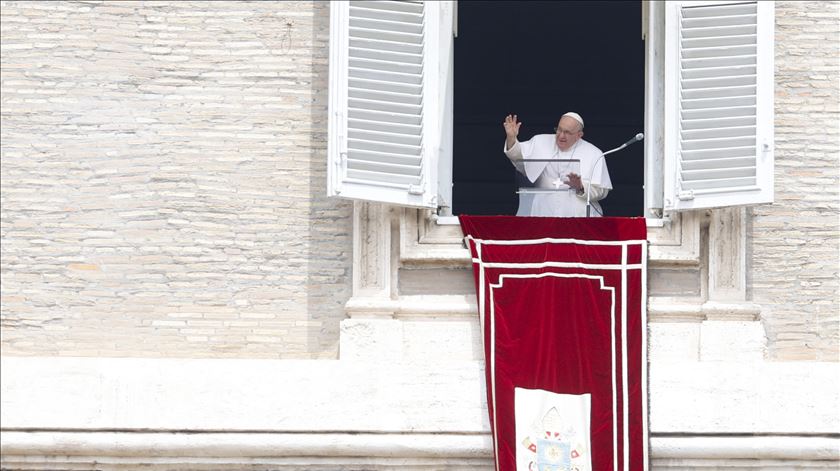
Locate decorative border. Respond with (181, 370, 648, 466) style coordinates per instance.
(492, 273, 615, 471)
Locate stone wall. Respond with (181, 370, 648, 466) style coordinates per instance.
(0, 1, 352, 358)
(1, 0, 838, 362)
(751, 0, 840, 361)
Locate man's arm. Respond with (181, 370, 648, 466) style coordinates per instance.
(575, 182, 610, 202)
(565, 173, 607, 200)
(566, 148, 611, 202)
(503, 114, 521, 151)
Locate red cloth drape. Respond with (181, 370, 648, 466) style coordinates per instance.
(460, 216, 648, 471)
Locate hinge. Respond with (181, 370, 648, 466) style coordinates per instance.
(408, 185, 425, 195)
(335, 110, 347, 194)
(677, 190, 695, 201)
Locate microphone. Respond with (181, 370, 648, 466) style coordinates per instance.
(584, 132, 645, 217)
(620, 133, 644, 148)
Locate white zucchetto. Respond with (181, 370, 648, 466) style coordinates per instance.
(562, 111, 584, 129)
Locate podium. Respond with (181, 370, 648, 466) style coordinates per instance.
(514, 158, 590, 216)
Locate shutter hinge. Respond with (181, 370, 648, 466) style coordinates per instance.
(678, 190, 695, 201)
(408, 184, 425, 195)
(335, 110, 347, 195)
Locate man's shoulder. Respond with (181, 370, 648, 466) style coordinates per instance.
(528, 134, 555, 144)
(517, 133, 555, 150)
(578, 139, 603, 155)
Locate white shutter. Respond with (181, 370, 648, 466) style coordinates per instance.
(663, 1, 774, 211)
(328, 1, 442, 208)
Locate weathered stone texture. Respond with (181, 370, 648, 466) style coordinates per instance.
(0, 1, 352, 358)
(2, 1, 838, 362)
(750, 1, 840, 361)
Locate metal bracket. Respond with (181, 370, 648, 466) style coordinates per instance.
(678, 190, 695, 201)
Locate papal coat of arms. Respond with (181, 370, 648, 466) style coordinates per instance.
(515, 388, 592, 471)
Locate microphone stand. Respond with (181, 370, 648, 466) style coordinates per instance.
(585, 133, 644, 217)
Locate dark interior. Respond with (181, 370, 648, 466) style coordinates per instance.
(452, 1, 645, 216)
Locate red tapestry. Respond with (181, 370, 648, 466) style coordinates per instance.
(459, 216, 648, 471)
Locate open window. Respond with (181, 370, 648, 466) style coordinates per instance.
(327, 0, 774, 216)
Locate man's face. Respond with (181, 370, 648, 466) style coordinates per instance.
(555, 116, 583, 151)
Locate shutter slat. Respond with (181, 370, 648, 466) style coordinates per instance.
(350, 26, 422, 45)
(349, 87, 422, 106)
(683, 85, 755, 99)
(348, 105, 422, 125)
(348, 118, 421, 136)
(347, 155, 423, 175)
(681, 176, 756, 191)
(681, 44, 756, 59)
(682, 146, 754, 161)
(353, 0, 423, 15)
(349, 128, 422, 146)
(350, 46, 422, 65)
(349, 138, 422, 157)
(349, 67, 423, 86)
(350, 77, 421, 95)
(682, 64, 755, 80)
(350, 5, 423, 24)
(350, 17, 423, 35)
(683, 105, 755, 120)
(681, 24, 755, 39)
(682, 75, 756, 89)
(681, 3, 756, 18)
(682, 136, 755, 151)
(681, 116, 756, 130)
(350, 37, 422, 55)
(682, 156, 755, 170)
(350, 57, 423, 76)
(682, 14, 756, 29)
(683, 166, 755, 180)
(347, 169, 422, 185)
(682, 33, 756, 49)
(349, 97, 421, 115)
(681, 95, 755, 109)
(681, 55, 755, 69)
(682, 125, 755, 140)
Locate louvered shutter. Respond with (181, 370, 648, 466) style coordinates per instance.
(663, 1, 774, 211)
(328, 1, 442, 208)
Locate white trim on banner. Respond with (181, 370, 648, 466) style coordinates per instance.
(490, 273, 616, 471)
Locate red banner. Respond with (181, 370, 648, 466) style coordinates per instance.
(460, 216, 648, 471)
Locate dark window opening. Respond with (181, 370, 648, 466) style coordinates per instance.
(452, 1, 645, 217)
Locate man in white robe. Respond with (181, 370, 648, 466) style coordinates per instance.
(503, 112, 612, 217)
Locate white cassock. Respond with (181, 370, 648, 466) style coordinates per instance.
(505, 135, 612, 217)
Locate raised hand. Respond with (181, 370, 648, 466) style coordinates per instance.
(503, 114, 521, 149)
(503, 114, 521, 139)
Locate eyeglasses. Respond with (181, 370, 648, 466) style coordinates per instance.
(553, 127, 580, 136)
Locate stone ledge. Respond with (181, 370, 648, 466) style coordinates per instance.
(345, 294, 477, 319)
(0, 431, 493, 459)
(648, 298, 762, 322)
(0, 357, 489, 433)
(1, 431, 837, 470)
(651, 435, 840, 460)
(650, 362, 840, 434)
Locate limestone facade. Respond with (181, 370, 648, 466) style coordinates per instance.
(1, 1, 838, 469)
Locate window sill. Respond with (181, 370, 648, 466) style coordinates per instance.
(432, 214, 671, 227)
